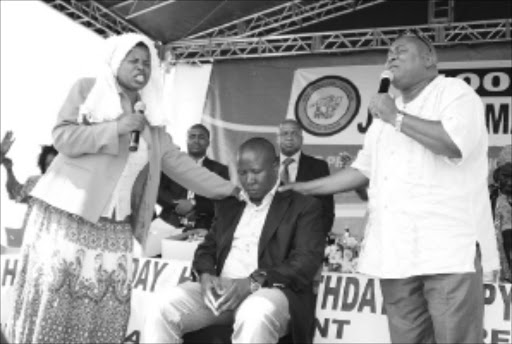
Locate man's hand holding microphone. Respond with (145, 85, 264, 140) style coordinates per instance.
(368, 70, 399, 125)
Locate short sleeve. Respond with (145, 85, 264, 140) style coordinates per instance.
(352, 120, 380, 178)
(439, 80, 484, 165)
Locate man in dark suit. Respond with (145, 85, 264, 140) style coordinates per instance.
(278, 119, 335, 235)
(157, 124, 229, 231)
(143, 137, 324, 344)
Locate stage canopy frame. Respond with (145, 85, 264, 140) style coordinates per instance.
(42, 0, 511, 64)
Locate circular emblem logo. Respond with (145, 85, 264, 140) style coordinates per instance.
(295, 75, 360, 136)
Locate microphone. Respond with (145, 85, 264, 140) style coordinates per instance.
(129, 101, 146, 152)
(378, 70, 394, 93)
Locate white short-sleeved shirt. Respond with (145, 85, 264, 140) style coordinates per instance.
(352, 75, 499, 278)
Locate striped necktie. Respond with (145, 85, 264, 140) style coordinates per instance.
(280, 157, 295, 184)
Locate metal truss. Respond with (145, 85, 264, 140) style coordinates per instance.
(111, 0, 176, 20)
(187, 0, 386, 40)
(428, 0, 454, 23)
(166, 19, 512, 63)
(42, 0, 142, 38)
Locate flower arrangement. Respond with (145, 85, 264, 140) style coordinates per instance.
(323, 230, 361, 273)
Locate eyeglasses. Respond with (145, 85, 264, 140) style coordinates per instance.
(396, 30, 434, 52)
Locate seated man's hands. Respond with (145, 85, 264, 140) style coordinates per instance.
(200, 275, 251, 315)
(214, 278, 251, 314)
(200, 273, 228, 315)
(175, 199, 195, 215)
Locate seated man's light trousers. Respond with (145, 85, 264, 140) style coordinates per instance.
(142, 281, 290, 344)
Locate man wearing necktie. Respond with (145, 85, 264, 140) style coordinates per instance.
(277, 119, 334, 235)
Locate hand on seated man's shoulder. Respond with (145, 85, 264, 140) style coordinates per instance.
(230, 186, 243, 200)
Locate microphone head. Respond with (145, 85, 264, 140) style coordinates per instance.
(380, 70, 394, 81)
(134, 101, 146, 113)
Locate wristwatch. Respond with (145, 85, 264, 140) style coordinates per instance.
(249, 275, 262, 293)
(249, 271, 267, 293)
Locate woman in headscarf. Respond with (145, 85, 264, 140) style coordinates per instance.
(8, 33, 237, 344)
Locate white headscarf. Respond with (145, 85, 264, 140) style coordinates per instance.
(78, 33, 167, 126)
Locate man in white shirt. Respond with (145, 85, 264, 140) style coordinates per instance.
(281, 33, 499, 343)
(143, 137, 324, 343)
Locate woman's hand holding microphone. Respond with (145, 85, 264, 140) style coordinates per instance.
(116, 111, 146, 136)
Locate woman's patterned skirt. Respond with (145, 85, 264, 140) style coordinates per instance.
(8, 199, 133, 343)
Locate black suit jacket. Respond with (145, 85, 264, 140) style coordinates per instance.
(193, 191, 325, 344)
(296, 153, 335, 234)
(157, 157, 229, 229)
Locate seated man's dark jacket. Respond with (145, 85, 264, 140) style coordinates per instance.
(193, 190, 325, 344)
(296, 153, 335, 235)
(157, 157, 229, 229)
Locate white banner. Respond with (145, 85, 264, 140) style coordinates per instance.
(286, 61, 512, 147)
(124, 257, 193, 343)
(1, 255, 510, 343)
(315, 272, 512, 344)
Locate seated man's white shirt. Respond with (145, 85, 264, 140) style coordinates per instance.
(352, 75, 499, 278)
(279, 151, 301, 182)
(221, 181, 279, 279)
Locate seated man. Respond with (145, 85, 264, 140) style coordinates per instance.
(157, 124, 229, 231)
(143, 137, 325, 344)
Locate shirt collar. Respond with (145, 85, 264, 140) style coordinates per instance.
(280, 151, 301, 164)
(193, 156, 205, 166)
(240, 178, 280, 208)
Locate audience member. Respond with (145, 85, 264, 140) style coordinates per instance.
(157, 123, 229, 234)
(1, 131, 57, 203)
(281, 33, 499, 343)
(277, 119, 334, 235)
(490, 145, 512, 282)
(7, 33, 237, 344)
(143, 137, 324, 344)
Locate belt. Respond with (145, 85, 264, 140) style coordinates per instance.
(99, 214, 131, 224)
